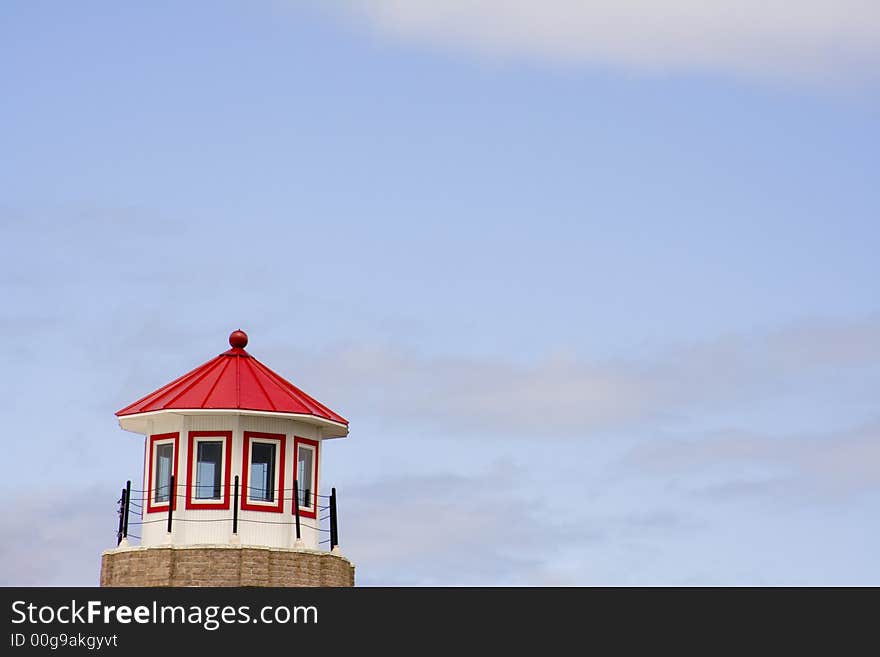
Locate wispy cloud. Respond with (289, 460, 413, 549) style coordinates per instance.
(288, 315, 880, 435)
(624, 419, 880, 501)
(323, 1, 880, 83)
(341, 466, 700, 585)
(0, 471, 700, 587)
(0, 486, 117, 586)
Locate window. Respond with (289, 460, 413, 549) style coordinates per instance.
(297, 447, 312, 506)
(185, 431, 232, 510)
(155, 444, 174, 502)
(251, 442, 276, 502)
(293, 437, 319, 519)
(146, 433, 179, 513)
(196, 442, 222, 499)
(241, 432, 285, 513)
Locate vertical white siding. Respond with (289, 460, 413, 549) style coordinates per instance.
(134, 413, 327, 550)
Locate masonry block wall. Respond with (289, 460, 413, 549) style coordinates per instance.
(100, 546, 355, 587)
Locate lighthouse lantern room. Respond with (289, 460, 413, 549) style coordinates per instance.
(100, 330, 355, 587)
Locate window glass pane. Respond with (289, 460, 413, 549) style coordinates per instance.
(297, 446, 313, 507)
(155, 443, 173, 503)
(196, 441, 223, 499)
(251, 442, 275, 502)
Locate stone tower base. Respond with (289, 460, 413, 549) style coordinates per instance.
(100, 545, 355, 587)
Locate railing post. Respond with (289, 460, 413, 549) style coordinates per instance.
(116, 487, 126, 546)
(233, 475, 239, 535)
(330, 487, 339, 550)
(293, 478, 302, 542)
(123, 480, 131, 539)
(166, 474, 175, 535)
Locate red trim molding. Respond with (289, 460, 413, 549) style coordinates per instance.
(146, 432, 179, 514)
(185, 431, 233, 511)
(241, 431, 285, 513)
(293, 436, 320, 520)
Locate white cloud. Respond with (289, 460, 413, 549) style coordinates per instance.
(327, 1, 880, 82)
(0, 486, 118, 586)
(341, 467, 700, 585)
(0, 473, 702, 586)
(287, 315, 880, 435)
(625, 420, 880, 500)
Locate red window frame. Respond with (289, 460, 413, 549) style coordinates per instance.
(293, 436, 319, 520)
(185, 431, 233, 511)
(241, 431, 285, 513)
(146, 432, 179, 514)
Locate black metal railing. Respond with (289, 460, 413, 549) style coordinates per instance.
(114, 478, 340, 550)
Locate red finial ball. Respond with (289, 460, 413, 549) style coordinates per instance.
(229, 329, 248, 349)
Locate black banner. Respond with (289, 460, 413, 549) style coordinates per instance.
(0, 587, 870, 652)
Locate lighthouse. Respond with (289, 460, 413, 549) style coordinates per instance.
(100, 330, 355, 587)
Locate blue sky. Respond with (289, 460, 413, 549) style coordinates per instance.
(1, 1, 879, 585)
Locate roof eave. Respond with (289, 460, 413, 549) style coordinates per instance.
(117, 408, 349, 439)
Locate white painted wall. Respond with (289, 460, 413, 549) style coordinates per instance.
(131, 412, 328, 550)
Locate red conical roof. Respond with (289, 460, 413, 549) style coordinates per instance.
(116, 330, 348, 428)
